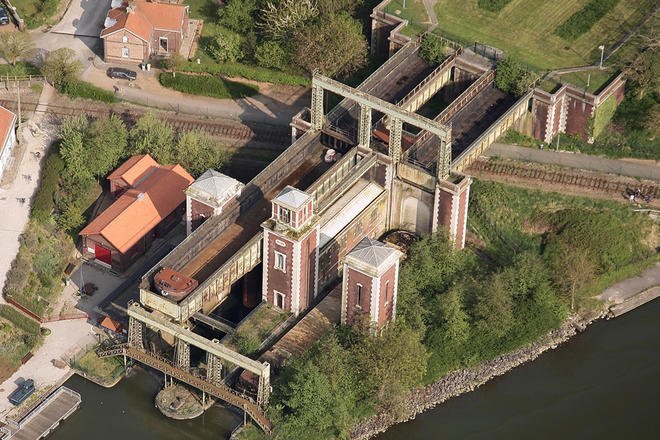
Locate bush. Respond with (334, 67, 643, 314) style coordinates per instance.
(477, 0, 512, 13)
(208, 27, 243, 63)
(255, 41, 288, 71)
(59, 80, 118, 103)
(182, 60, 309, 86)
(233, 331, 261, 355)
(554, 0, 620, 42)
(158, 72, 258, 99)
(0, 305, 40, 334)
(31, 150, 64, 222)
(495, 56, 534, 96)
(0, 61, 40, 77)
(419, 33, 446, 66)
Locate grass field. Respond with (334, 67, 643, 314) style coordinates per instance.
(384, 0, 431, 37)
(433, 0, 655, 70)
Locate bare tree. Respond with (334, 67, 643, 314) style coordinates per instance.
(0, 31, 35, 66)
(259, 0, 318, 40)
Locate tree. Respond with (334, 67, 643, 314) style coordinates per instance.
(419, 33, 446, 65)
(161, 53, 186, 78)
(317, 0, 363, 17)
(208, 27, 243, 63)
(255, 41, 289, 71)
(86, 114, 128, 177)
(548, 241, 596, 311)
(473, 274, 514, 337)
(58, 115, 91, 182)
(129, 112, 175, 163)
(41, 48, 82, 87)
(219, 0, 257, 34)
(0, 31, 35, 66)
(293, 13, 367, 77)
(174, 130, 227, 176)
(259, 0, 318, 41)
(495, 56, 535, 96)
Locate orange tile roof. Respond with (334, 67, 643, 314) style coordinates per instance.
(80, 157, 193, 253)
(0, 106, 16, 158)
(107, 154, 158, 187)
(99, 316, 122, 332)
(101, 0, 187, 42)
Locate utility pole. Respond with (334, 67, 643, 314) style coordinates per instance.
(556, 133, 560, 151)
(598, 45, 605, 69)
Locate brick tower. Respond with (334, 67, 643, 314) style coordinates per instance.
(262, 186, 319, 316)
(185, 170, 243, 235)
(341, 237, 402, 328)
(433, 175, 471, 249)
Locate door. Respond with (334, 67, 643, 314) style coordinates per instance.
(94, 244, 112, 266)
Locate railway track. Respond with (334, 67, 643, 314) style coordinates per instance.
(0, 98, 291, 145)
(468, 159, 660, 199)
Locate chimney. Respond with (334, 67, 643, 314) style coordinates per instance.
(126, 0, 137, 13)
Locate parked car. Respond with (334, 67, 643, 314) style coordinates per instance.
(0, 7, 10, 25)
(8, 379, 35, 405)
(106, 67, 137, 81)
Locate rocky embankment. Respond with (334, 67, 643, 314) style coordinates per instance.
(350, 311, 605, 440)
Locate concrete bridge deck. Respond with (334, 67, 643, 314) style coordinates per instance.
(179, 139, 331, 282)
(6, 387, 80, 440)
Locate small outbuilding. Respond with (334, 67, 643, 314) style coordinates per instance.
(80, 154, 193, 272)
(0, 105, 17, 181)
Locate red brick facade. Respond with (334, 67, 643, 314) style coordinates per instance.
(344, 267, 373, 325)
(190, 198, 215, 232)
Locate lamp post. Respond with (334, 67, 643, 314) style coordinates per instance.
(598, 45, 605, 69)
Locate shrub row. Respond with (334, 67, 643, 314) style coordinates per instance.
(31, 149, 64, 222)
(0, 305, 40, 334)
(477, 0, 513, 13)
(158, 72, 259, 99)
(0, 62, 41, 77)
(554, 0, 620, 42)
(181, 61, 310, 86)
(59, 80, 118, 103)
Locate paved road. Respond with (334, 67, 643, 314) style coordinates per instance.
(597, 263, 660, 303)
(485, 143, 660, 181)
(51, 0, 111, 37)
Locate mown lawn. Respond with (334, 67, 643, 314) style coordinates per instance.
(432, 0, 655, 70)
(12, 0, 61, 28)
(384, 0, 430, 37)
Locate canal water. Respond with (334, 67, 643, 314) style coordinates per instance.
(50, 299, 659, 440)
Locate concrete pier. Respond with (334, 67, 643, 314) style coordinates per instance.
(4, 387, 81, 440)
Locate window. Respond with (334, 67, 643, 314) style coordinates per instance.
(274, 251, 286, 272)
(159, 37, 168, 52)
(275, 290, 285, 309)
(355, 283, 363, 308)
(122, 35, 128, 43)
(121, 47, 129, 58)
(279, 207, 291, 224)
(384, 281, 390, 304)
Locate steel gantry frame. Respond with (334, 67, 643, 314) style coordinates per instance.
(127, 303, 271, 407)
(312, 72, 452, 177)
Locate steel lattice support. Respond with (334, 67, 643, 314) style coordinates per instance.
(357, 104, 372, 148)
(437, 126, 452, 180)
(206, 353, 223, 386)
(256, 371, 270, 408)
(128, 316, 144, 350)
(175, 339, 191, 371)
(388, 118, 403, 162)
(310, 84, 324, 130)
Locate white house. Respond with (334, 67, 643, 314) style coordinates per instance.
(0, 106, 17, 180)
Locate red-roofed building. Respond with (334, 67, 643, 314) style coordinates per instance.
(80, 154, 193, 272)
(0, 105, 17, 180)
(100, 0, 189, 64)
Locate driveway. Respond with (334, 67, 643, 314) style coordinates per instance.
(51, 0, 112, 37)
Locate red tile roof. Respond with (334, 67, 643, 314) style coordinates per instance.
(99, 316, 122, 332)
(107, 154, 158, 187)
(80, 156, 193, 253)
(101, 0, 187, 41)
(0, 106, 16, 158)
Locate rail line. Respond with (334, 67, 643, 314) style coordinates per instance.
(0, 98, 291, 145)
(468, 159, 660, 199)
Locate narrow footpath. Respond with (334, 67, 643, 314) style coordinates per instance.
(485, 143, 660, 181)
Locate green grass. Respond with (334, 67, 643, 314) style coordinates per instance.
(12, 0, 61, 29)
(73, 347, 124, 385)
(557, 69, 616, 94)
(502, 129, 542, 148)
(159, 72, 259, 99)
(554, 0, 620, 42)
(384, 0, 430, 37)
(0, 62, 41, 77)
(432, 0, 655, 70)
(591, 94, 618, 138)
(59, 80, 118, 103)
(0, 306, 42, 382)
(226, 305, 288, 355)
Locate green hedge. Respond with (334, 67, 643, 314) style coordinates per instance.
(159, 72, 259, 99)
(554, 0, 620, 42)
(31, 149, 64, 222)
(477, 0, 513, 13)
(0, 305, 40, 334)
(59, 80, 118, 103)
(182, 61, 310, 86)
(0, 62, 41, 77)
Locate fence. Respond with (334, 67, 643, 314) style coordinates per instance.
(1, 0, 25, 30)
(0, 75, 45, 91)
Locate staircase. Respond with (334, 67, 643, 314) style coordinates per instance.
(98, 345, 272, 435)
